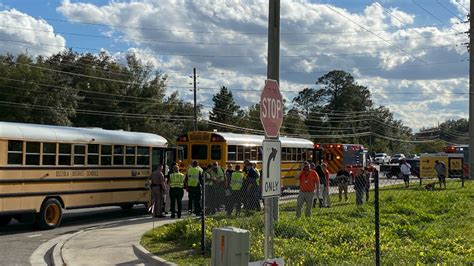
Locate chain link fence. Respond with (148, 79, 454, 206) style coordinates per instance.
(153, 161, 473, 265)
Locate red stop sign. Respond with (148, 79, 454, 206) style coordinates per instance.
(260, 79, 283, 138)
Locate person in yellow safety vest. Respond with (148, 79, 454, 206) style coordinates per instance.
(226, 164, 244, 216)
(169, 164, 185, 218)
(185, 160, 202, 216)
(208, 161, 225, 213)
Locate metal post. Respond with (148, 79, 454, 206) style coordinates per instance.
(268, 0, 280, 223)
(264, 0, 280, 260)
(374, 169, 380, 265)
(469, 6, 473, 180)
(193, 67, 198, 131)
(264, 198, 271, 259)
(201, 176, 206, 255)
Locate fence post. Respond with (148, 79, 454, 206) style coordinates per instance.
(374, 169, 380, 266)
(201, 179, 206, 255)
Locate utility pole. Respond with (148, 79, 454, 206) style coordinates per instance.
(469, 6, 473, 180)
(264, 0, 280, 260)
(193, 67, 198, 131)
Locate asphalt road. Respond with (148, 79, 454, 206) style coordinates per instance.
(0, 206, 151, 266)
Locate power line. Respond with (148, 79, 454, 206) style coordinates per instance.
(412, 0, 464, 34)
(323, 2, 428, 64)
(0, 11, 467, 36)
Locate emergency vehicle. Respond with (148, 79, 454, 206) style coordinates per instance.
(443, 145, 469, 178)
(313, 143, 368, 184)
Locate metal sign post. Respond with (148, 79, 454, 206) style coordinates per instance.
(262, 140, 281, 259)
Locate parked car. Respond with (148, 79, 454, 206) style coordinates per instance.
(390, 154, 406, 164)
(374, 153, 390, 164)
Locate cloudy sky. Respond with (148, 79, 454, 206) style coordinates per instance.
(0, 0, 469, 132)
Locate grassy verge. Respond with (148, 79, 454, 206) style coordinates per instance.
(141, 181, 474, 265)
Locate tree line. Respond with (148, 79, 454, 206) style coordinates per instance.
(0, 51, 467, 152)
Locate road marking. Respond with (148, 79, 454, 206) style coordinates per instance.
(27, 234, 42, 238)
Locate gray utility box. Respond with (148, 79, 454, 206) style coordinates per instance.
(211, 227, 250, 266)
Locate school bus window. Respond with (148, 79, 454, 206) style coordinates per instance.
(292, 148, 297, 161)
(126, 146, 136, 165)
(281, 147, 288, 161)
(258, 146, 263, 161)
(296, 148, 302, 161)
(191, 144, 208, 160)
(42, 143, 57, 166)
(58, 143, 72, 165)
(114, 145, 124, 165)
(137, 146, 150, 165)
(74, 145, 86, 165)
(227, 145, 236, 161)
(211, 145, 221, 160)
(237, 146, 244, 161)
(87, 144, 99, 165)
(7, 140, 23, 165)
(251, 146, 258, 160)
(25, 142, 41, 165)
(244, 146, 251, 160)
(101, 145, 112, 165)
(178, 144, 188, 160)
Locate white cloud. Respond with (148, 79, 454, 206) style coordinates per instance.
(0, 9, 66, 57)
(55, 0, 469, 130)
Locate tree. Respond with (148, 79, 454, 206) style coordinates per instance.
(0, 53, 78, 125)
(209, 86, 241, 131)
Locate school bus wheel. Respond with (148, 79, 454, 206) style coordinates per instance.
(36, 198, 63, 230)
(0, 216, 12, 226)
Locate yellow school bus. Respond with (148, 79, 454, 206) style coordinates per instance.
(0, 122, 169, 229)
(175, 131, 314, 189)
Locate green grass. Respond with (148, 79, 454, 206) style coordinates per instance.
(141, 181, 474, 265)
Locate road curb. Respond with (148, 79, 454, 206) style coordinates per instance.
(133, 243, 177, 266)
(52, 230, 84, 266)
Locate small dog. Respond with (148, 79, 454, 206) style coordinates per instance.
(424, 183, 436, 191)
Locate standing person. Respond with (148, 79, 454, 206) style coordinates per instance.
(169, 165, 185, 218)
(185, 160, 202, 216)
(354, 168, 367, 206)
(224, 164, 233, 207)
(210, 162, 225, 212)
(150, 164, 165, 218)
(243, 159, 261, 214)
(365, 166, 372, 202)
(400, 159, 411, 188)
(335, 166, 350, 202)
(226, 164, 244, 216)
(434, 160, 447, 189)
(321, 163, 331, 207)
(202, 164, 214, 214)
(295, 162, 319, 218)
(313, 163, 325, 208)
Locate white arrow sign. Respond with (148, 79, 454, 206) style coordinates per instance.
(262, 140, 281, 197)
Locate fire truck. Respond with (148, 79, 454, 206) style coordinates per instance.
(314, 143, 368, 185)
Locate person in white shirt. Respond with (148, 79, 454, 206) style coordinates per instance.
(400, 160, 411, 188)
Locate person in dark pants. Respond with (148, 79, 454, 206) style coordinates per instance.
(185, 160, 202, 215)
(434, 160, 447, 189)
(243, 159, 261, 214)
(314, 162, 325, 208)
(169, 164, 185, 218)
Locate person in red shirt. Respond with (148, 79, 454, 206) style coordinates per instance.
(295, 162, 319, 218)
